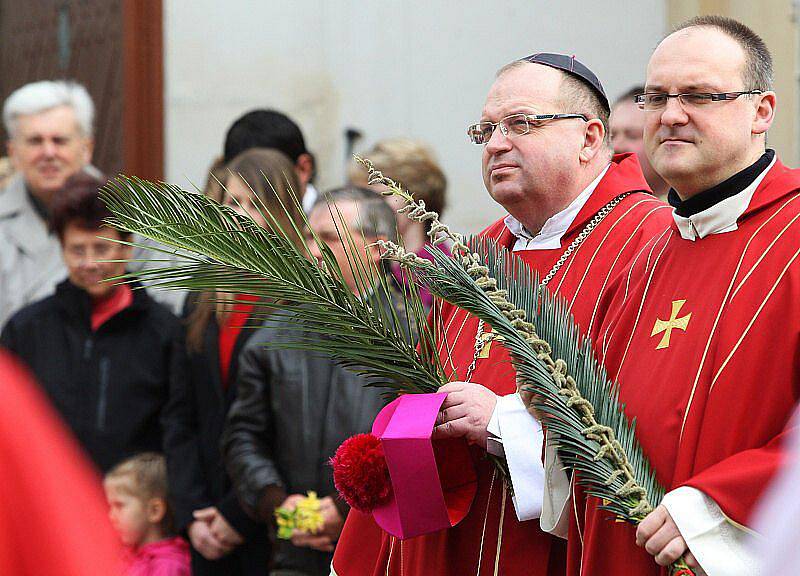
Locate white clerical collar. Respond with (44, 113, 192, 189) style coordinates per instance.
(672, 154, 777, 241)
(504, 164, 610, 252)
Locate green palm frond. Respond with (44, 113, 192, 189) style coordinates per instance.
(100, 175, 446, 395)
(470, 236, 665, 518)
(405, 240, 663, 521)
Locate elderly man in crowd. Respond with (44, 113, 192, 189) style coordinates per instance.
(0, 81, 95, 326)
(537, 16, 800, 576)
(222, 187, 407, 576)
(332, 53, 672, 576)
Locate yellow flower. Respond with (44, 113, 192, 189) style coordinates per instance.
(274, 491, 325, 539)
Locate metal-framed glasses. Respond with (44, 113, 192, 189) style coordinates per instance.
(635, 90, 763, 111)
(467, 113, 588, 145)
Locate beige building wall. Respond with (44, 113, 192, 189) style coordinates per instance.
(668, 0, 799, 165)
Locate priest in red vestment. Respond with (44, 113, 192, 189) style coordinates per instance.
(331, 53, 672, 576)
(540, 17, 799, 576)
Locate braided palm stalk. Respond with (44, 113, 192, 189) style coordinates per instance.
(358, 157, 693, 574)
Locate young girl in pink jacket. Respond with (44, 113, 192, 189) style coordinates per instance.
(104, 453, 190, 576)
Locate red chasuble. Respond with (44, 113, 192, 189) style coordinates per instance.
(0, 350, 124, 575)
(570, 159, 800, 575)
(332, 154, 672, 576)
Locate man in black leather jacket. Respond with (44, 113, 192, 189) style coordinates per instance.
(222, 187, 411, 576)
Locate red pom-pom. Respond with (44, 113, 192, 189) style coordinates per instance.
(331, 433, 392, 512)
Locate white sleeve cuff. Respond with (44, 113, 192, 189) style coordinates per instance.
(662, 486, 760, 576)
(486, 398, 504, 457)
(488, 393, 545, 521)
(539, 440, 571, 538)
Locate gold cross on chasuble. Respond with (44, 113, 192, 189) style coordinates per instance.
(651, 299, 692, 350)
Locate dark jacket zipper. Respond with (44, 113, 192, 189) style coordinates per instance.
(97, 357, 110, 431)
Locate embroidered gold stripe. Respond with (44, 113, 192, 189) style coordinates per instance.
(711, 244, 800, 390)
(730, 201, 800, 300)
(559, 199, 643, 308)
(581, 203, 672, 334)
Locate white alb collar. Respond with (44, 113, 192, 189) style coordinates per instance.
(504, 164, 610, 252)
(672, 155, 777, 241)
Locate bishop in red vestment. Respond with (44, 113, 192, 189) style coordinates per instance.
(332, 152, 671, 575)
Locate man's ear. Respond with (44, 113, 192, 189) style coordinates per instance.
(82, 137, 95, 166)
(752, 91, 776, 136)
(7, 139, 19, 170)
(579, 119, 607, 164)
(295, 153, 314, 187)
(146, 497, 167, 525)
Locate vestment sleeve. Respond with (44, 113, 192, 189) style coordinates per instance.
(680, 422, 791, 528)
(0, 351, 125, 574)
(487, 392, 546, 521)
(668, 420, 798, 575)
(539, 442, 571, 538)
(662, 486, 758, 576)
(221, 334, 285, 521)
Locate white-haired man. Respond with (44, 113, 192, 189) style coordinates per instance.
(0, 81, 95, 326)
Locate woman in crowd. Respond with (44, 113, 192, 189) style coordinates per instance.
(162, 148, 305, 576)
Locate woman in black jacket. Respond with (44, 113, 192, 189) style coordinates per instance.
(162, 149, 305, 575)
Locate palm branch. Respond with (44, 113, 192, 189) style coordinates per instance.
(99, 175, 446, 395)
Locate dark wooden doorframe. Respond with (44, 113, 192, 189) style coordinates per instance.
(123, 0, 163, 181)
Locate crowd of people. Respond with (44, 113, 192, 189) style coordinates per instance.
(0, 12, 797, 576)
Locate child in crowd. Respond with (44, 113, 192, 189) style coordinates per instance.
(104, 453, 191, 576)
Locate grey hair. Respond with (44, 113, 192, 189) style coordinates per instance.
(3, 80, 95, 138)
(313, 186, 398, 244)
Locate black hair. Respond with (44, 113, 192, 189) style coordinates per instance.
(223, 109, 308, 164)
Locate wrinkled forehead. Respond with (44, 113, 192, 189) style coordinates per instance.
(646, 28, 747, 92)
(482, 64, 564, 119)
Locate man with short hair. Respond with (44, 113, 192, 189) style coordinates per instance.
(223, 109, 319, 212)
(332, 53, 672, 576)
(0, 173, 180, 472)
(0, 81, 95, 325)
(542, 16, 800, 576)
(222, 187, 406, 576)
(610, 86, 669, 200)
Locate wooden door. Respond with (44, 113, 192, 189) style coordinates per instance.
(0, 0, 163, 180)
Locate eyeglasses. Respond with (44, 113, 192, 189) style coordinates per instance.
(635, 90, 762, 111)
(467, 112, 588, 145)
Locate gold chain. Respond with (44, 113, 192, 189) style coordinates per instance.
(464, 193, 631, 381)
